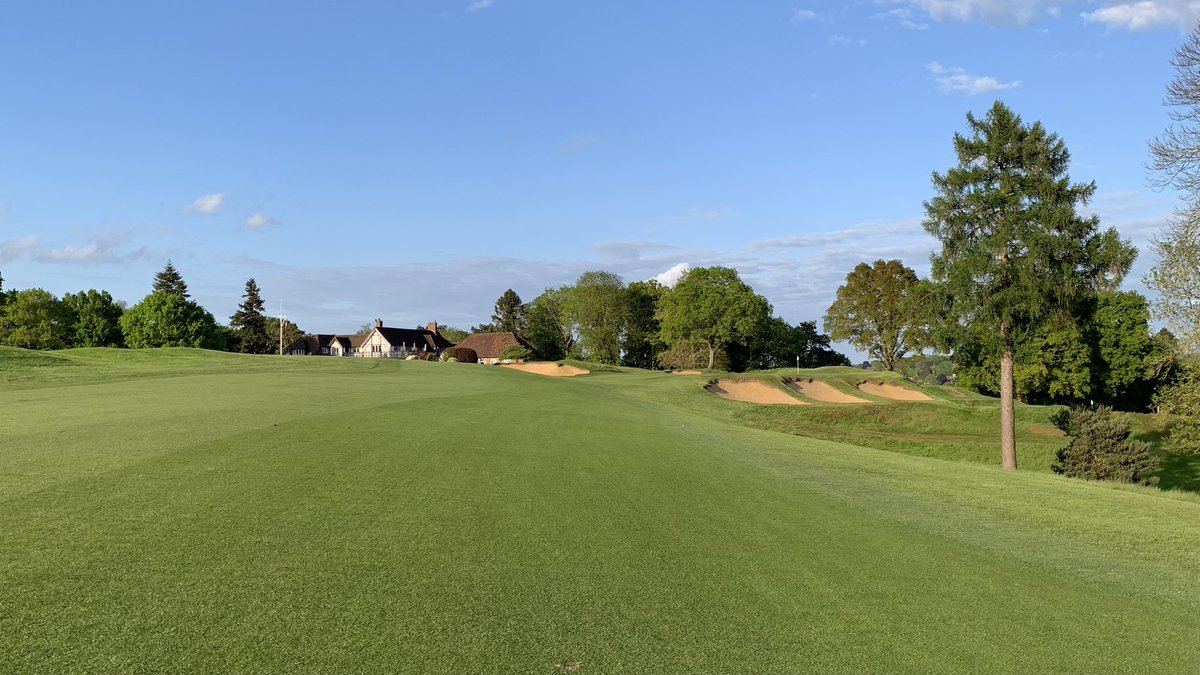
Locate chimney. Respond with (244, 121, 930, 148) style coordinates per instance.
(374, 318, 383, 329)
(426, 321, 439, 334)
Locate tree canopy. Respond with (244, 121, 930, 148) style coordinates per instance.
(63, 289, 125, 347)
(563, 271, 627, 364)
(923, 100, 1135, 470)
(658, 266, 771, 370)
(0, 289, 74, 350)
(823, 259, 929, 371)
(120, 291, 223, 349)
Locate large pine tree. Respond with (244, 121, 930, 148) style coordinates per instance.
(230, 278, 271, 354)
(923, 101, 1135, 470)
(152, 261, 190, 298)
(490, 289, 525, 334)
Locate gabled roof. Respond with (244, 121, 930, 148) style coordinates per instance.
(284, 334, 336, 354)
(455, 331, 530, 358)
(373, 326, 453, 351)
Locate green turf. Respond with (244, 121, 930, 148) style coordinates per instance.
(1, 349, 1197, 673)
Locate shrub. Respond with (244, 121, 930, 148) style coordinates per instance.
(498, 344, 532, 362)
(441, 347, 478, 363)
(1050, 407, 1159, 485)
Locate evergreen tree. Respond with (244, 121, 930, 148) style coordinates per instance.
(152, 260, 190, 298)
(490, 289, 525, 334)
(923, 101, 1135, 470)
(1050, 407, 1159, 486)
(230, 278, 271, 354)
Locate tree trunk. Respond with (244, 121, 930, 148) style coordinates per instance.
(999, 346, 1017, 470)
(707, 341, 716, 370)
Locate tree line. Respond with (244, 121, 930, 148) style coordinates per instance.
(0, 262, 299, 354)
(469, 266, 849, 372)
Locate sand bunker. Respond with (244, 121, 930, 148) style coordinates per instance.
(785, 378, 870, 404)
(503, 363, 589, 377)
(706, 379, 808, 405)
(856, 381, 932, 401)
(672, 370, 703, 375)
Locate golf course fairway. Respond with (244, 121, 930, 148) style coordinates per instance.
(1, 349, 1197, 673)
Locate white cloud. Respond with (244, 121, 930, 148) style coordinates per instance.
(35, 237, 151, 265)
(898, 0, 1048, 25)
(653, 263, 691, 287)
(794, 9, 820, 21)
(246, 212, 280, 230)
(878, 8, 931, 29)
(467, 0, 493, 10)
(183, 193, 226, 215)
(0, 235, 37, 263)
(1082, 1, 1200, 30)
(927, 61, 1020, 95)
(828, 34, 868, 46)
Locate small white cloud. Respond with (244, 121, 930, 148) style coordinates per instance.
(467, 0, 493, 10)
(653, 263, 691, 288)
(183, 193, 226, 215)
(1082, 1, 1200, 30)
(41, 243, 100, 263)
(927, 61, 1020, 95)
(794, 9, 820, 21)
(246, 212, 280, 230)
(877, 8, 931, 29)
(900, 0, 1046, 26)
(35, 237, 152, 265)
(828, 34, 868, 46)
(0, 234, 37, 263)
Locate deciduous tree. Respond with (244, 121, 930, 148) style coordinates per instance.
(1147, 23, 1200, 454)
(62, 289, 125, 347)
(563, 271, 627, 364)
(0, 289, 73, 350)
(658, 266, 770, 370)
(622, 279, 666, 369)
(823, 259, 929, 371)
(923, 101, 1135, 470)
(523, 287, 576, 361)
(120, 291, 222, 349)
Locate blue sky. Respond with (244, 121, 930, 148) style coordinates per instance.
(0, 1, 1194, 349)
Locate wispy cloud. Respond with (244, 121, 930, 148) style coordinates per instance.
(246, 212, 280, 230)
(183, 193, 226, 215)
(467, 0, 493, 11)
(828, 34, 868, 46)
(877, 7, 931, 29)
(891, 0, 1050, 26)
(0, 235, 37, 263)
(927, 61, 1020, 95)
(665, 208, 729, 224)
(1082, 1, 1200, 30)
(558, 135, 601, 154)
(793, 9, 821, 21)
(35, 237, 152, 265)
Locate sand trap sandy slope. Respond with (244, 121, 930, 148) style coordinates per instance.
(706, 379, 808, 405)
(503, 363, 590, 377)
(672, 370, 703, 375)
(784, 378, 870, 404)
(856, 381, 932, 401)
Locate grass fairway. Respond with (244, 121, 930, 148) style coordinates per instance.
(1, 349, 1198, 673)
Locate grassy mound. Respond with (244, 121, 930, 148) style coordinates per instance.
(0, 350, 1196, 672)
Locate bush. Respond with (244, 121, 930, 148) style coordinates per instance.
(1050, 407, 1159, 485)
(441, 347, 478, 363)
(498, 344, 532, 362)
